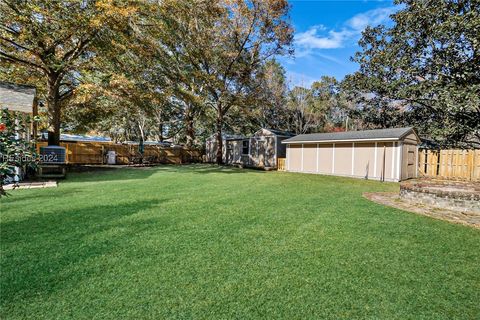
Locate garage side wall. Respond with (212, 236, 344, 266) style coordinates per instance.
(353, 143, 376, 179)
(303, 145, 317, 172)
(286, 141, 403, 181)
(287, 144, 302, 171)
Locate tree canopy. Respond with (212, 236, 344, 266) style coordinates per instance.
(2, 0, 477, 162)
(0, 0, 147, 145)
(344, 0, 480, 148)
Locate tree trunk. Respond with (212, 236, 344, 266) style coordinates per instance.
(46, 73, 61, 146)
(185, 104, 195, 148)
(138, 123, 145, 164)
(215, 107, 223, 165)
(157, 109, 164, 142)
(158, 122, 164, 142)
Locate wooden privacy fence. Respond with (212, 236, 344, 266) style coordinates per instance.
(277, 158, 286, 171)
(419, 149, 480, 181)
(36, 141, 201, 165)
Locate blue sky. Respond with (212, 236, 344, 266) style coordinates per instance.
(280, 0, 398, 87)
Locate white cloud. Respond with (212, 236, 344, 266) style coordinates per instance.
(346, 7, 396, 31)
(285, 71, 317, 89)
(294, 7, 396, 51)
(295, 27, 348, 50)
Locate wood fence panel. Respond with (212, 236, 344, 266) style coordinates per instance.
(419, 149, 479, 181)
(420, 149, 439, 176)
(277, 158, 286, 171)
(36, 141, 200, 165)
(418, 150, 426, 176)
(473, 150, 480, 181)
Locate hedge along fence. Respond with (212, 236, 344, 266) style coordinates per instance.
(36, 141, 202, 165)
(419, 149, 480, 181)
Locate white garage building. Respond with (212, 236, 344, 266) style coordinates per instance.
(282, 127, 420, 182)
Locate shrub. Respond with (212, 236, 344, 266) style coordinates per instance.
(0, 109, 37, 197)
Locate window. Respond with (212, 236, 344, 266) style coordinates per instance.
(242, 140, 249, 155)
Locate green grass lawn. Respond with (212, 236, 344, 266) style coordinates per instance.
(1, 165, 479, 319)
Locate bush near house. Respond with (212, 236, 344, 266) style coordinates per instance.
(0, 109, 37, 196)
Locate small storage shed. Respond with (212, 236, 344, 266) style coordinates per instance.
(282, 127, 420, 181)
(204, 128, 294, 169)
(244, 128, 294, 169)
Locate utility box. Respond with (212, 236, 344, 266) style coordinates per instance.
(40, 146, 66, 163)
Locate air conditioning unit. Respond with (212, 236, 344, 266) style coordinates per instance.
(40, 146, 66, 164)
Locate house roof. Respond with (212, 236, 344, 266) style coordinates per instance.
(0, 82, 36, 113)
(225, 135, 247, 141)
(282, 127, 418, 144)
(39, 133, 112, 142)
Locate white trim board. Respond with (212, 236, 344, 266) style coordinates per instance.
(391, 142, 396, 180)
(283, 137, 400, 144)
(396, 142, 402, 180)
(332, 143, 335, 173)
(351, 142, 355, 175)
(286, 144, 290, 171)
(301, 144, 304, 171)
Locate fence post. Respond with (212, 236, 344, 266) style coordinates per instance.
(66, 143, 69, 163)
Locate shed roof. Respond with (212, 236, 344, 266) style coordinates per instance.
(207, 133, 246, 141)
(282, 127, 418, 144)
(260, 128, 295, 137)
(0, 82, 36, 113)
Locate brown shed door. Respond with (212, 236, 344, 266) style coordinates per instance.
(407, 149, 416, 178)
(402, 144, 417, 180)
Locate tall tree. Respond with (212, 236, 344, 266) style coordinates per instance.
(158, 0, 293, 164)
(253, 59, 288, 129)
(0, 0, 140, 145)
(344, 0, 480, 147)
(311, 76, 354, 131)
(285, 86, 317, 134)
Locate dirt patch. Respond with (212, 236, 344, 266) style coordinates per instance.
(364, 192, 480, 229)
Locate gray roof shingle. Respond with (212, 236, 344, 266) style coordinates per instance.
(262, 128, 295, 137)
(283, 127, 416, 143)
(0, 82, 36, 113)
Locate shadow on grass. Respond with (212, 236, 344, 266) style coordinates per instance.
(0, 199, 166, 305)
(65, 166, 158, 183)
(65, 164, 262, 184)
(2, 188, 84, 203)
(153, 164, 265, 175)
